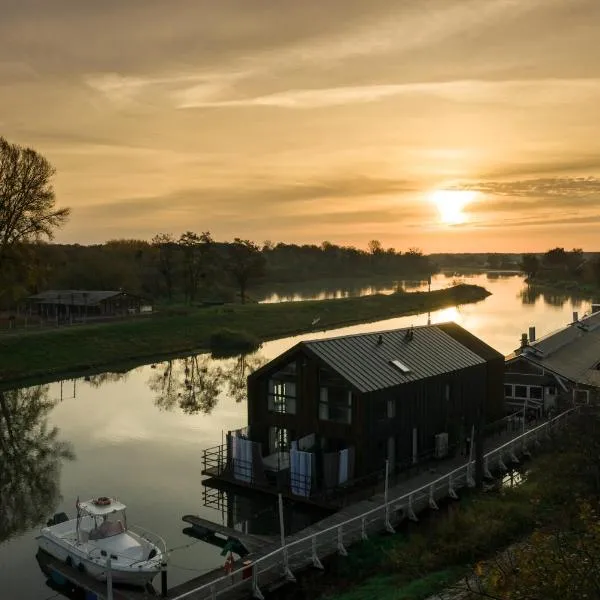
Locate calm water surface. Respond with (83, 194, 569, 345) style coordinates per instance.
(0, 274, 596, 599)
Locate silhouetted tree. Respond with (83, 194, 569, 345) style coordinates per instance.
(152, 233, 178, 300)
(226, 238, 266, 304)
(520, 253, 540, 279)
(0, 137, 70, 302)
(179, 231, 213, 303)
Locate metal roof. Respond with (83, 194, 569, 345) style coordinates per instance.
(27, 290, 129, 306)
(302, 324, 486, 393)
(512, 310, 600, 387)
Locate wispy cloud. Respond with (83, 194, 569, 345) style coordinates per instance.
(176, 78, 600, 110)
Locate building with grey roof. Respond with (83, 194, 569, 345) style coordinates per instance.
(240, 322, 504, 497)
(505, 308, 600, 414)
(25, 290, 147, 321)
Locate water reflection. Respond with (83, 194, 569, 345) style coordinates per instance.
(0, 386, 75, 542)
(148, 353, 267, 414)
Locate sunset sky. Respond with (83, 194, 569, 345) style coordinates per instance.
(1, 0, 599, 252)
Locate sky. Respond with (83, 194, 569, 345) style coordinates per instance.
(1, 0, 600, 252)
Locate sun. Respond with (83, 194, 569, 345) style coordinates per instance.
(430, 189, 478, 225)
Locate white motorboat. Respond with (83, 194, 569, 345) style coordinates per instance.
(37, 496, 166, 587)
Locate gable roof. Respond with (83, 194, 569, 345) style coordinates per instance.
(509, 310, 600, 387)
(298, 323, 487, 393)
(27, 290, 132, 305)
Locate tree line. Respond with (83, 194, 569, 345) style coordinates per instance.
(0, 136, 435, 309)
(520, 247, 600, 288)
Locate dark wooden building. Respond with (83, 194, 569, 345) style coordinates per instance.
(25, 290, 148, 321)
(203, 322, 504, 502)
(505, 307, 600, 414)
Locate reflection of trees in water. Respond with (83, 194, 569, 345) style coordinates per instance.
(0, 386, 75, 542)
(84, 371, 131, 387)
(519, 285, 542, 305)
(148, 353, 267, 414)
(224, 354, 268, 404)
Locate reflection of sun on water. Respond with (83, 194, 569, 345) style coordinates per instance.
(432, 306, 462, 324)
(430, 189, 478, 225)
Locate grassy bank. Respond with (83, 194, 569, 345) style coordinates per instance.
(0, 284, 488, 386)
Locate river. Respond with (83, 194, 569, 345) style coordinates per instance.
(0, 273, 596, 599)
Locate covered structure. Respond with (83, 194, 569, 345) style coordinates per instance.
(204, 322, 504, 503)
(505, 308, 600, 413)
(25, 290, 147, 321)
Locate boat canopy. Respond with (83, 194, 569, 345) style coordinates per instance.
(78, 498, 127, 517)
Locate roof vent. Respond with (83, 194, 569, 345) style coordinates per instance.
(390, 359, 411, 374)
(528, 326, 536, 343)
(520, 333, 528, 348)
(376, 334, 383, 345)
(573, 311, 579, 323)
(404, 326, 414, 341)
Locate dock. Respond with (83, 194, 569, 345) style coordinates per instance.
(182, 515, 277, 556)
(40, 410, 574, 600)
(37, 549, 155, 600)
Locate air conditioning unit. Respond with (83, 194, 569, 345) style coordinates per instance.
(435, 433, 449, 459)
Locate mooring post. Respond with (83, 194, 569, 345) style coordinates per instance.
(278, 493, 295, 582)
(383, 460, 395, 532)
(161, 561, 168, 597)
(106, 557, 113, 600)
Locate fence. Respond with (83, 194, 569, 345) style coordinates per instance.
(177, 408, 575, 600)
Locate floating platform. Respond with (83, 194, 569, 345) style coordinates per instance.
(182, 515, 277, 556)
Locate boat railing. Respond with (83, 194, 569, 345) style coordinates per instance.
(127, 524, 168, 557)
(171, 407, 577, 600)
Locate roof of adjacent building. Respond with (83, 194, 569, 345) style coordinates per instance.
(27, 290, 134, 305)
(510, 309, 600, 387)
(290, 322, 499, 393)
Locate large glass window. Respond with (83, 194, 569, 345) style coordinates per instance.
(268, 362, 297, 414)
(514, 385, 527, 398)
(529, 386, 542, 400)
(319, 387, 352, 424)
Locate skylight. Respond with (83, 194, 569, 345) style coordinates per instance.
(390, 359, 411, 374)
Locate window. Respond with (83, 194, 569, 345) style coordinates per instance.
(529, 386, 542, 400)
(387, 398, 396, 419)
(514, 385, 527, 398)
(269, 426, 289, 454)
(319, 387, 352, 424)
(390, 359, 411, 374)
(547, 386, 557, 396)
(268, 379, 297, 414)
(504, 384, 513, 397)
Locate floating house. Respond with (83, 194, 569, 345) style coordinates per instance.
(25, 290, 149, 320)
(505, 306, 600, 414)
(203, 323, 504, 504)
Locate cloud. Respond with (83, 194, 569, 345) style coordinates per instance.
(174, 78, 600, 110)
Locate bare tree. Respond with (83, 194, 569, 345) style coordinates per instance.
(0, 137, 70, 285)
(226, 238, 266, 304)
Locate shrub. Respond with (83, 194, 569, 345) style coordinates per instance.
(209, 328, 260, 358)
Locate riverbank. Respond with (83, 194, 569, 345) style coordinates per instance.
(0, 284, 489, 387)
(294, 408, 593, 600)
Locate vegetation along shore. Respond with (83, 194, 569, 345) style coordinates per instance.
(0, 284, 488, 386)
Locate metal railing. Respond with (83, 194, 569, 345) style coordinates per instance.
(173, 408, 576, 600)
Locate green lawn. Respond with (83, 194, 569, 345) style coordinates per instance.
(0, 284, 488, 385)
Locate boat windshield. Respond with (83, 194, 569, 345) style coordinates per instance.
(88, 513, 126, 540)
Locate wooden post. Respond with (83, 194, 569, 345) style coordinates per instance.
(161, 561, 168, 597)
(106, 557, 113, 600)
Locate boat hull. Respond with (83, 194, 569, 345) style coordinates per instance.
(38, 535, 160, 587)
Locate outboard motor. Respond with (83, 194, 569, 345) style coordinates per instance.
(46, 512, 69, 527)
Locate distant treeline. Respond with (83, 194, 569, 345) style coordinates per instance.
(0, 235, 433, 308)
